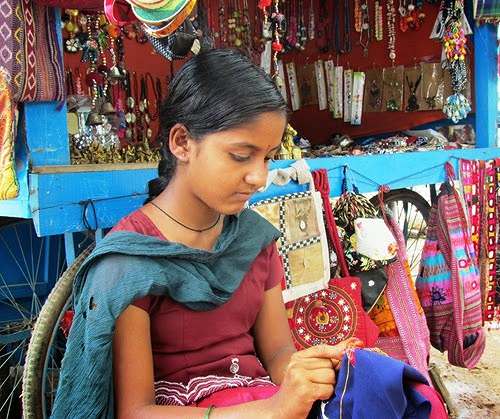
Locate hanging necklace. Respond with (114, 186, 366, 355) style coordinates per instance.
(374, 1, 383, 41)
(386, 0, 397, 62)
(151, 202, 222, 233)
(359, 0, 370, 56)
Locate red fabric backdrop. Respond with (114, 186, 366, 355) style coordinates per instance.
(63, 2, 473, 145)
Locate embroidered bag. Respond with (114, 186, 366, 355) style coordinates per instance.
(416, 163, 485, 368)
(373, 214, 431, 381)
(286, 170, 379, 350)
(332, 175, 391, 312)
(250, 176, 330, 303)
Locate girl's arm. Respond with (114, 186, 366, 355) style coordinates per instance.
(113, 305, 278, 419)
(253, 283, 297, 384)
(113, 304, 348, 419)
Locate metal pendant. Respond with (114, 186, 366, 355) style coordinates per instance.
(87, 111, 103, 126)
(126, 96, 135, 109)
(229, 358, 240, 375)
(100, 101, 116, 115)
(108, 66, 124, 84)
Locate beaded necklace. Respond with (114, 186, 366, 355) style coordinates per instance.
(308, 0, 315, 40)
(386, 0, 397, 63)
(335, 0, 351, 54)
(374, 1, 383, 41)
(359, 0, 370, 56)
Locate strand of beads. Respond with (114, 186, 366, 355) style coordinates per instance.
(359, 0, 370, 56)
(354, 0, 362, 32)
(270, 0, 285, 86)
(374, 1, 384, 41)
(386, 0, 397, 62)
(442, 0, 470, 122)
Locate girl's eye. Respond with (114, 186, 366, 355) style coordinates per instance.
(230, 153, 251, 162)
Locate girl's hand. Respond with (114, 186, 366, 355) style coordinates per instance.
(269, 337, 363, 419)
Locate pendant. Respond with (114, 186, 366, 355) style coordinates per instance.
(299, 219, 307, 231)
(229, 358, 240, 375)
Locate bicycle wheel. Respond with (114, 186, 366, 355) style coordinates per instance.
(0, 220, 66, 419)
(22, 245, 93, 419)
(370, 188, 430, 277)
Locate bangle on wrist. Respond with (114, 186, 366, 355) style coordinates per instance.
(204, 405, 215, 419)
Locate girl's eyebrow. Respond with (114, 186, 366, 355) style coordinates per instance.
(230, 142, 281, 152)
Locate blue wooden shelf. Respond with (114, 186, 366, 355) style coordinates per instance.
(26, 147, 499, 237)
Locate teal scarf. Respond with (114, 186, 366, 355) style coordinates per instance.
(51, 209, 280, 419)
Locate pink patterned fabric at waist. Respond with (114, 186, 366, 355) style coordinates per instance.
(154, 375, 275, 406)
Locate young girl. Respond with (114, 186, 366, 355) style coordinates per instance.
(111, 49, 360, 418)
(50, 49, 359, 419)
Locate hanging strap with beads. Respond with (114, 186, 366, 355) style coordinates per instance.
(350, 71, 365, 125)
(277, 60, 288, 102)
(315, 60, 328, 111)
(343, 69, 353, 123)
(286, 61, 301, 111)
(333, 65, 344, 119)
(324, 60, 335, 113)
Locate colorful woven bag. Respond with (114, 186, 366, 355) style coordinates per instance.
(416, 164, 485, 368)
(0, 70, 19, 200)
(375, 215, 431, 381)
(286, 170, 380, 350)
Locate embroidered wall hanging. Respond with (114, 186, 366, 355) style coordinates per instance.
(251, 190, 330, 303)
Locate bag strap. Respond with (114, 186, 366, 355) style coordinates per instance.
(312, 169, 351, 278)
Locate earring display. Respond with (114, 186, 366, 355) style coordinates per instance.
(382, 65, 404, 112)
(363, 69, 383, 113)
(404, 66, 423, 112)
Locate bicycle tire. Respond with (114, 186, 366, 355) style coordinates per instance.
(371, 188, 430, 220)
(370, 188, 431, 273)
(22, 245, 94, 419)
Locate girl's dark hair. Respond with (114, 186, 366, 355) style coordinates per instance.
(147, 48, 288, 202)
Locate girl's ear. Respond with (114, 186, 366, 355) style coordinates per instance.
(168, 123, 191, 163)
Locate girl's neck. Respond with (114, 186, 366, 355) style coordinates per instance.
(146, 176, 224, 250)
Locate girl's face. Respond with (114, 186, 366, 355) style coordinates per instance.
(185, 111, 286, 215)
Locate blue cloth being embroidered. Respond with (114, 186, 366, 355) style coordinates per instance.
(313, 349, 431, 419)
(51, 209, 279, 419)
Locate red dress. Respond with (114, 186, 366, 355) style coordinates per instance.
(112, 209, 283, 405)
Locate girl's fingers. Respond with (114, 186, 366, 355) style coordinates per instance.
(305, 368, 336, 385)
(294, 338, 364, 361)
(299, 358, 337, 370)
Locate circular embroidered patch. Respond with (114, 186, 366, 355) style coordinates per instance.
(290, 284, 358, 349)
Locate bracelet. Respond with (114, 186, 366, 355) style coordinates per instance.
(204, 405, 215, 419)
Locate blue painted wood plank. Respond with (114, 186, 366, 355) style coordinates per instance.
(30, 168, 155, 210)
(24, 101, 70, 167)
(474, 24, 497, 148)
(30, 147, 499, 236)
